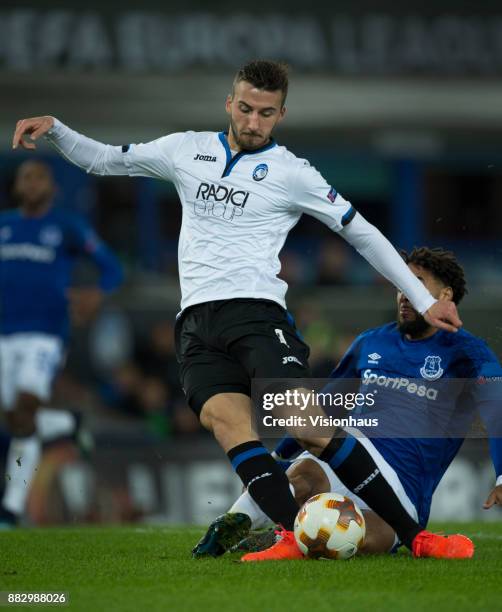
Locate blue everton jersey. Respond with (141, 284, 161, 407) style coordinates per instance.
(0, 206, 122, 339)
(332, 322, 502, 525)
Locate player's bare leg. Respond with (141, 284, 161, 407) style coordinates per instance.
(192, 392, 300, 558)
(1, 392, 41, 527)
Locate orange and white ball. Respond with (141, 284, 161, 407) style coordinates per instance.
(294, 492, 366, 559)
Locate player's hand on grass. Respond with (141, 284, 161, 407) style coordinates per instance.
(483, 484, 502, 509)
(67, 287, 104, 326)
(12, 116, 55, 150)
(423, 300, 462, 333)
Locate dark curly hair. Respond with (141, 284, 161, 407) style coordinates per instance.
(233, 60, 289, 105)
(401, 247, 467, 305)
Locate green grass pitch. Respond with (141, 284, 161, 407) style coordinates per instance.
(0, 522, 501, 611)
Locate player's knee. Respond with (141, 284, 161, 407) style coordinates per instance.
(287, 472, 313, 505)
(287, 458, 330, 504)
(9, 392, 39, 436)
(295, 436, 328, 457)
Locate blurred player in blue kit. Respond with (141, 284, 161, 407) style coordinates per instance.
(0, 160, 122, 526)
(201, 248, 501, 557)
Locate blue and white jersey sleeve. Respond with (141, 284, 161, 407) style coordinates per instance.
(68, 217, 123, 292)
(464, 340, 502, 480)
(45, 118, 186, 182)
(289, 160, 356, 232)
(121, 133, 187, 180)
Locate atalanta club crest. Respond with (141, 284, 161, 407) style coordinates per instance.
(420, 355, 444, 380)
(253, 163, 268, 181)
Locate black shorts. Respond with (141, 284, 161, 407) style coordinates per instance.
(175, 299, 311, 415)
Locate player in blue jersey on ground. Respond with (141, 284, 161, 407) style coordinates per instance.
(0, 160, 122, 526)
(198, 247, 501, 557)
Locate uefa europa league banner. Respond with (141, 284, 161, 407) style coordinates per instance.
(1, 9, 502, 76)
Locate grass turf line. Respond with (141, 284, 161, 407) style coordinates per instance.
(0, 522, 500, 612)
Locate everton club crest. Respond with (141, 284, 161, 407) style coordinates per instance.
(420, 356, 444, 381)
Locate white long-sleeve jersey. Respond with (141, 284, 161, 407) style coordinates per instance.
(45, 120, 435, 314)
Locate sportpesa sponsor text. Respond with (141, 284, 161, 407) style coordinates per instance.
(362, 369, 438, 400)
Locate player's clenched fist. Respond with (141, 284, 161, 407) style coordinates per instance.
(424, 300, 462, 333)
(12, 116, 55, 150)
(483, 484, 502, 509)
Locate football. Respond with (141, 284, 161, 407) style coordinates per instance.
(294, 492, 366, 559)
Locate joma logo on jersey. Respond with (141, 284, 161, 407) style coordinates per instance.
(196, 183, 250, 208)
(194, 154, 217, 162)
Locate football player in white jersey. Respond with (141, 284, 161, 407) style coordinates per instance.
(12, 59, 471, 559)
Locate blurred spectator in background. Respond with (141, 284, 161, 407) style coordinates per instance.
(135, 321, 180, 395)
(97, 319, 200, 437)
(316, 238, 352, 286)
(279, 249, 312, 286)
(293, 302, 358, 377)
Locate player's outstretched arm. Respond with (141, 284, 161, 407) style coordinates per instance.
(288, 164, 461, 333)
(12, 115, 130, 176)
(12, 116, 181, 180)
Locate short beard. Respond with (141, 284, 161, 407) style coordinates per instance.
(397, 314, 431, 339)
(229, 118, 267, 151)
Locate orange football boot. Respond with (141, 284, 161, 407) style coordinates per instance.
(412, 530, 474, 559)
(241, 528, 304, 562)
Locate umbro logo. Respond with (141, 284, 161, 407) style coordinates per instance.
(194, 153, 217, 162)
(368, 352, 381, 364)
